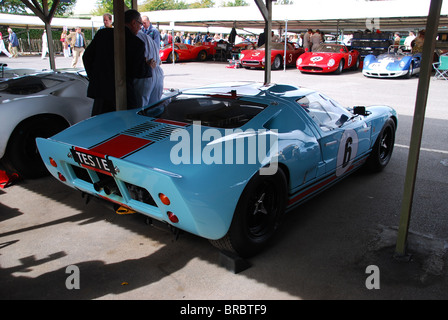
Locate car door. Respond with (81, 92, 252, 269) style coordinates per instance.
(296, 92, 371, 177)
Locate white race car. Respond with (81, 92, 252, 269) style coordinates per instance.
(0, 70, 93, 178)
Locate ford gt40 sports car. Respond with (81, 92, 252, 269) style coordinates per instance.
(297, 44, 360, 74)
(37, 82, 397, 258)
(362, 45, 421, 78)
(240, 42, 305, 70)
(160, 43, 212, 63)
(0, 70, 93, 178)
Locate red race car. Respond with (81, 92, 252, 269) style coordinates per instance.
(240, 42, 305, 70)
(160, 43, 212, 63)
(296, 44, 360, 74)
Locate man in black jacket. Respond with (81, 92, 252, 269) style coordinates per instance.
(83, 9, 153, 116)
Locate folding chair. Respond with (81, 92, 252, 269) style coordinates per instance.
(433, 53, 448, 80)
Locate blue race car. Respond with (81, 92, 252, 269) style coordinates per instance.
(363, 45, 421, 78)
(36, 82, 397, 258)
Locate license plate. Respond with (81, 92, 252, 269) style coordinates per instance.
(71, 148, 115, 175)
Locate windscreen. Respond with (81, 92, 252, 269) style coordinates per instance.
(317, 45, 345, 53)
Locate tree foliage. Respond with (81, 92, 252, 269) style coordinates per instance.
(139, 0, 214, 11)
(91, 0, 133, 16)
(140, 0, 189, 12)
(188, 0, 215, 9)
(222, 0, 248, 7)
(0, 0, 77, 16)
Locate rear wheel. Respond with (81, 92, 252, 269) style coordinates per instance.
(3, 116, 69, 178)
(197, 50, 207, 61)
(167, 52, 179, 63)
(352, 57, 360, 70)
(405, 62, 414, 79)
(272, 55, 282, 70)
(366, 118, 395, 172)
(210, 168, 287, 258)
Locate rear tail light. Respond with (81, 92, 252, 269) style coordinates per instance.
(58, 172, 66, 182)
(49, 157, 57, 167)
(167, 211, 178, 223)
(158, 193, 171, 205)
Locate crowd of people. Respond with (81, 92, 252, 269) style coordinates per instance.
(393, 30, 426, 54)
(2, 14, 429, 118)
(82, 9, 164, 116)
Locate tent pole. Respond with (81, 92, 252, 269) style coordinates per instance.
(395, 0, 443, 257)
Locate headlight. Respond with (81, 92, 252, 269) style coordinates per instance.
(399, 61, 406, 68)
(160, 52, 164, 58)
(240, 53, 244, 59)
(364, 60, 370, 67)
(297, 58, 302, 65)
(327, 59, 335, 67)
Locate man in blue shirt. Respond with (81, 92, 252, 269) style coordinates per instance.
(7, 28, 19, 58)
(67, 27, 87, 68)
(141, 15, 160, 49)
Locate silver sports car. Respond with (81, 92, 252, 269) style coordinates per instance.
(0, 70, 93, 178)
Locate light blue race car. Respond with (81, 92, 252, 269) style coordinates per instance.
(363, 45, 421, 78)
(36, 82, 397, 257)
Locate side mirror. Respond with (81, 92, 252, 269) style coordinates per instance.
(353, 106, 367, 116)
(340, 48, 345, 53)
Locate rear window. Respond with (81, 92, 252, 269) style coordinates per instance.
(0, 74, 63, 95)
(141, 94, 267, 128)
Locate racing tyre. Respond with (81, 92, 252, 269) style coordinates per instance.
(272, 55, 282, 70)
(210, 168, 287, 258)
(352, 57, 360, 70)
(405, 62, 414, 79)
(197, 50, 207, 62)
(3, 115, 69, 179)
(334, 59, 344, 74)
(167, 52, 179, 63)
(366, 118, 396, 172)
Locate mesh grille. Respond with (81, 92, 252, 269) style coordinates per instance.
(121, 121, 182, 142)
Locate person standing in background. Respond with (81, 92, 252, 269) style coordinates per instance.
(303, 29, 313, 52)
(41, 30, 48, 59)
(67, 27, 86, 68)
(60, 27, 70, 57)
(102, 13, 113, 29)
(0, 32, 12, 58)
(141, 15, 161, 50)
(83, 9, 152, 116)
(7, 28, 19, 58)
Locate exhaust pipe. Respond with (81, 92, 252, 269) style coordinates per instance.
(93, 176, 117, 194)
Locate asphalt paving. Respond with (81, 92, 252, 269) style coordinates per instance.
(1, 55, 447, 301)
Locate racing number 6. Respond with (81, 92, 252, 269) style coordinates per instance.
(343, 137, 353, 168)
(336, 129, 358, 177)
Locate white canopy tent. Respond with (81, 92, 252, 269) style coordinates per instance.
(142, 0, 448, 31)
(0, 13, 103, 29)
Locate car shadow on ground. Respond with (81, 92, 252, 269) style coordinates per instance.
(1, 148, 447, 300)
